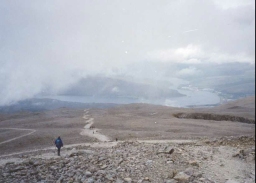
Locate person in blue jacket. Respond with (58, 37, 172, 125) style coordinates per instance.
(54, 136, 63, 156)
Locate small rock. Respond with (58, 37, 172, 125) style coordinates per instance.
(165, 179, 178, 183)
(56, 176, 64, 183)
(8, 166, 24, 173)
(167, 160, 173, 164)
(100, 164, 108, 169)
(168, 170, 177, 179)
(173, 172, 190, 183)
(194, 172, 202, 178)
(199, 177, 206, 181)
(157, 147, 174, 155)
(85, 171, 92, 177)
(116, 178, 124, 183)
(184, 167, 195, 176)
(124, 177, 132, 182)
(83, 178, 94, 183)
(106, 174, 115, 181)
(146, 160, 153, 165)
(189, 160, 199, 167)
(225, 180, 239, 183)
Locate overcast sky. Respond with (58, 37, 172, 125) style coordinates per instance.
(0, 0, 255, 105)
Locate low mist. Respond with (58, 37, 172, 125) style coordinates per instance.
(0, 0, 255, 106)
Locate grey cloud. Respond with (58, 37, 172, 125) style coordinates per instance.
(0, 0, 254, 105)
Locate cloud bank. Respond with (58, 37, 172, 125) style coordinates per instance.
(0, 0, 255, 105)
(147, 44, 254, 64)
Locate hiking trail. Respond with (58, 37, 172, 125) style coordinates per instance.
(80, 109, 110, 142)
(0, 128, 36, 145)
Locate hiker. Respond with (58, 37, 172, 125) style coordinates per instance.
(54, 136, 63, 156)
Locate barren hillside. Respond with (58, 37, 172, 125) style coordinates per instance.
(0, 96, 255, 183)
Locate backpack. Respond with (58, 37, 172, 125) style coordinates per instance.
(56, 139, 61, 146)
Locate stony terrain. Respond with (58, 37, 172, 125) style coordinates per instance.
(0, 136, 254, 183)
(0, 96, 255, 183)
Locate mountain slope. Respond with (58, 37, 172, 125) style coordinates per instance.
(60, 76, 185, 99)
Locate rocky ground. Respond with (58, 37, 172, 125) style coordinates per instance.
(0, 136, 254, 183)
(0, 97, 254, 182)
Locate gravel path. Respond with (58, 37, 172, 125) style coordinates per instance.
(80, 110, 110, 142)
(0, 128, 36, 145)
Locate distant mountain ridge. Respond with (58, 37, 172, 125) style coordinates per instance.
(0, 98, 119, 113)
(59, 76, 185, 99)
